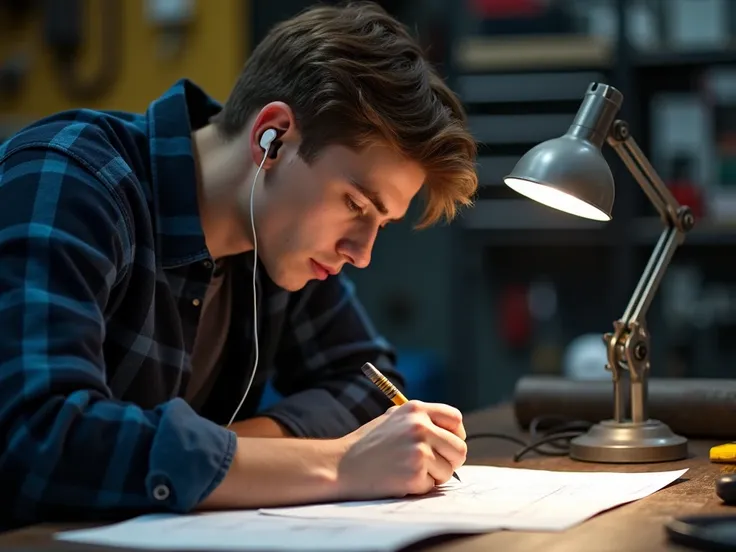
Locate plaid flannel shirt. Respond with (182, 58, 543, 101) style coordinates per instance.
(0, 79, 402, 528)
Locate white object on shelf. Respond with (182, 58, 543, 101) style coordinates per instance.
(577, 0, 659, 51)
(650, 92, 713, 189)
(563, 333, 610, 380)
(665, 0, 729, 49)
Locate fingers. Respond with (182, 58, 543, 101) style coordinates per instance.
(390, 401, 468, 490)
(400, 400, 466, 440)
(425, 443, 455, 485)
(425, 424, 467, 477)
(426, 403, 466, 441)
(398, 405, 467, 485)
(455, 420, 467, 441)
(407, 470, 436, 496)
(412, 431, 463, 487)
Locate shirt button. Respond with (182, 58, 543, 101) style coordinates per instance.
(192, 298, 201, 307)
(203, 260, 213, 269)
(152, 484, 170, 501)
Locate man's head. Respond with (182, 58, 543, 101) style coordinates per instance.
(211, 1, 477, 291)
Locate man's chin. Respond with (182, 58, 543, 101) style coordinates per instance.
(271, 272, 310, 293)
(261, 259, 312, 292)
(279, 280, 309, 292)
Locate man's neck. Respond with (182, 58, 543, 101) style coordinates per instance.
(192, 124, 255, 259)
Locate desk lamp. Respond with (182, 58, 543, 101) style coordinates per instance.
(504, 82, 692, 463)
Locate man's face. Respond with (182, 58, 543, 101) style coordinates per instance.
(251, 142, 424, 291)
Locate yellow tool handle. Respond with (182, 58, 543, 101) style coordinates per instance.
(710, 443, 736, 463)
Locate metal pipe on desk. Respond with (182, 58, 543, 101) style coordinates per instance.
(514, 375, 736, 439)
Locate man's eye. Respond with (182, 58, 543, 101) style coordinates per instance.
(346, 195, 364, 215)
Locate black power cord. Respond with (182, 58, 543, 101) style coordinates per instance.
(466, 414, 593, 462)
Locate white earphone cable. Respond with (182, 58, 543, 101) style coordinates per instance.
(226, 144, 269, 427)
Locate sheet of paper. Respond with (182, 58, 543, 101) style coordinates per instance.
(54, 510, 472, 552)
(261, 465, 689, 532)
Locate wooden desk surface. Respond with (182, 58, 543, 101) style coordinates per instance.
(2, 403, 735, 551)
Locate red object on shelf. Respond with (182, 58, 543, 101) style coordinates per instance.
(499, 283, 531, 347)
(669, 180, 705, 219)
(665, 154, 705, 219)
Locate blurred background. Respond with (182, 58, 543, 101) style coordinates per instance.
(3, 0, 736, 413)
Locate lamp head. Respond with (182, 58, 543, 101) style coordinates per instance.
(504, 82, 624, 222)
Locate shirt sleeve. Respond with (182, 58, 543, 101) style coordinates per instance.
(0, 146, 236, 526)
(262, 272, 405, 438)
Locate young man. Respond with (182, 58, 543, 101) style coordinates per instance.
(0, 1, 477, 527)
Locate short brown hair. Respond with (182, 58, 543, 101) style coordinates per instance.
(213, 1, 477, 227)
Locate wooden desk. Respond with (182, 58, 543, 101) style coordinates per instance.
(2, 403, 735, 551)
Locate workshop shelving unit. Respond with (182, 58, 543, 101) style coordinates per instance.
(445, 0, 736, 412)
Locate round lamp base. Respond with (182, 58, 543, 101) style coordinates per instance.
(569, 419, 688, 463)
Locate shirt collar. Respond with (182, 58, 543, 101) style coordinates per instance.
(145, 78, 222, 268)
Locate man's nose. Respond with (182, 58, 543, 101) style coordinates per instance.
(339, 230, 376, 269)
(350, 244, 372, 269)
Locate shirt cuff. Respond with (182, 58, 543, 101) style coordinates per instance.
(260, 389, 360, 439)
(146, 398, 237, 512)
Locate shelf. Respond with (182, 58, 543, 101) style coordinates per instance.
(635, 46, 736, 69)
(455, 34, 612, 73)
(461, 199, 606, 230)
(456, 70, 606, 104)
(455, 36, 736, 75)
(630, 217, 736, 245)
(476, 156, 520, 187)
(468, 113, 572, 145)
(465, 228, 614, 247)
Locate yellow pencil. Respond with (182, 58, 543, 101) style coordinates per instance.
(360, 362, 461, 482)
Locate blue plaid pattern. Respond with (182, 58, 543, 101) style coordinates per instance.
(0, 79, 402, 528)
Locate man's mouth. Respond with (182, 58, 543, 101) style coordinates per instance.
(310, 259, 333, 280)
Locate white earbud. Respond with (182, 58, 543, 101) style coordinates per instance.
(259, 128, 277, 152)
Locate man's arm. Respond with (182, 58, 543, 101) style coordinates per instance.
(0, 146, 237, 525)
(202, 399, 469, 509)
(260, 272, 405, 438)
(229, 416, 292, 437)
(0, 142, 464, 523)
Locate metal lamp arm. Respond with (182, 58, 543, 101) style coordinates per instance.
(602, 120, 695, 424)
(606, 120, 695, 328)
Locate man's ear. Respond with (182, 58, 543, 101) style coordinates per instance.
(249, 101, 297, 167)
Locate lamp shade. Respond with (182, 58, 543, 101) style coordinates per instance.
(504, 82, 624, 222)
(504, 135, 614, 221)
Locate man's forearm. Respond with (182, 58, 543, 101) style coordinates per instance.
(259, 376, 398, 438)
(229, 417, 292, 438)
(198, 436, 346, 509)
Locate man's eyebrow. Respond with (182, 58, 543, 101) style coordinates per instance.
(349, 178, 388, 216)
(349, 177, 406, 223)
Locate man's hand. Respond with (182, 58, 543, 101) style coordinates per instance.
(228, 416, 293, 438)
(334, 400, 467, 501)
(200, 401, 465, 511)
